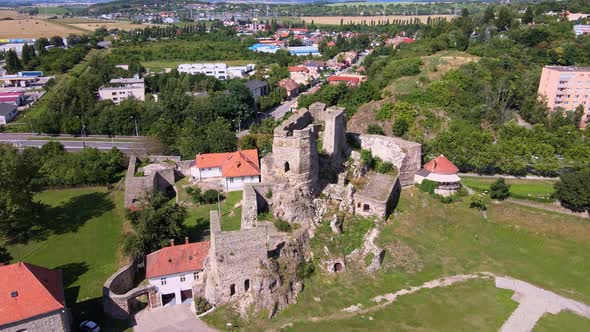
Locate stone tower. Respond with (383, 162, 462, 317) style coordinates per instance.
(323, 106, 347, 160)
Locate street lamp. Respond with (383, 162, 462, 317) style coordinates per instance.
(76, 115, 86, 148)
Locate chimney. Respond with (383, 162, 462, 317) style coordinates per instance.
(170, 239, 174, 247)
(185, 237, 189, 244)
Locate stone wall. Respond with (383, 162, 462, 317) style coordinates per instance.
(323, 106, 347, 161)
(354, 174, 401, 219)
(103, 260, 156, 320)
(353, 134, 421, 187)
(124, 155, 178, 207)
(308, 102, 327, 122)
(0, 310, 70, 332)
(241, 183, 273, 229)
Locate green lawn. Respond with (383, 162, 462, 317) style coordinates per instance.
(534, 311, 590, 332)
(204, 188, 590, 331)
(183, 189, 243, 240)
(4, 187, 128, 330)
(461, 176, 557, 203)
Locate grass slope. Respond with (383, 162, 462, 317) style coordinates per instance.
(461, 176, 557, 203)
(183, 189, 243, 240)
(534, 311, 590, 332)
(204, 188, 590, 331)
(4, 187, 127, 328)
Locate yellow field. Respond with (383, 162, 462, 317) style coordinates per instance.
(0, 9, 152, 38)
(301, 14, 456, 25)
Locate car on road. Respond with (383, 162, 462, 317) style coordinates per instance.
(79, 320, 101, 332)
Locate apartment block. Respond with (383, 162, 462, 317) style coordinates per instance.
(538, 66, 590, 128)
(177, 63, 255, 80)
(98, 77, 145, 104)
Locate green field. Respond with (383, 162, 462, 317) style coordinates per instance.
(204, 187, 590, 331)
(461, 176, 558, 203)
(4, 187, 127, 328)
(534, 311, 590, 332)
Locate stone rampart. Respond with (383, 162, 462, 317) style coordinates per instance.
(241, 183, 273, 229)
(102, 261, 156, 320)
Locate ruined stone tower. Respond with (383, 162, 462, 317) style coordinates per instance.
(322, 106, 347, 160)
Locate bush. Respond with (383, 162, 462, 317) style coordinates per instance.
(376, 161, 394, 174)
(490, 178, 510, 200)
(194, 296, 213, 315)
(186, 186, 202, 204)
(392, 118, 409, 137)
(367, 124, 385, 135)
(360, 149, 374, 167)
(296, 260, 315, 279)
(273, 218, 292, 232)
(375, 103, 394, 121)
(201, 189, 223, 204)
(469, 194, 487, 210)
(552, 168, 590, 212)
(417, 179, 438, 194)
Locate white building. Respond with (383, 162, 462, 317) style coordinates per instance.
(177, 63, 255, 80)
(146, 239, 210, 307)
(98, 77, 145, 104)
(163, 16, 180, 24)
(190, 149, 261, 191)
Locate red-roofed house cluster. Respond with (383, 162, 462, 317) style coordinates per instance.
(0, 262, 70, 331)
(414, 155, 462, 196)
(146, 238, 210, 307)
(190, 149, 261, 191)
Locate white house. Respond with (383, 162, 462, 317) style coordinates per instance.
(177, 63, 255, 80)
(98, 77, 145, 104)
(146, 239, 210, 307)
(190, 149, 261, 191)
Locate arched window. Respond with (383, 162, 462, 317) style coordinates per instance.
(334, 262, 343, 272)
(230, 284, 236, 296)
(244, 279, 250, 292)
(284, 162, 290, 172)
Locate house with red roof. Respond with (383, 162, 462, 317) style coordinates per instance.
(0, 262, 70, 331)
(147, 238, 210, 307)
(414, 155, 462, 197)
(327, 74, 367, 87)
(190, 149, 261, 191)
(278, 78, 300, 99)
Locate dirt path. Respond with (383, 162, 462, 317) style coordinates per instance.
(278, 273, 590, 331)
(506, 199, 589, 219)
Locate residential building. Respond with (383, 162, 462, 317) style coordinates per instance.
(414, 155, 461, 197)
(538, 66, 590, 128)
(98, 77, 145, 104)
(0, 103, 18, 125)
(288, 46, 321, 56)
(190, 150, 261, 191)
(327, 74, 368, 87)
(0, 262, 70, 332)
(177, 63, 255, 80)
(303, 60, 326, 71)
(162, 16, 180, 24)
(288, 66, 317, 86)
(245, 80, 269, 102)
(0, 91, 25, 106)
(574, 25, 590, 36)
(146, 239, 210, 307)
(278, 78, 300, 99)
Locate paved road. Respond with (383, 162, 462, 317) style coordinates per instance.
(0, 138, 142, 152)
(133, 303, 217, 332)
(459, 173, 559, 181)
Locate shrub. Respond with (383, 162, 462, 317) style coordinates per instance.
(273, 218, 292, 232)
(360, 149, 374, 167)
(489, 178, 510, 200)
(376, 161, 394, 174)
(201, 189, 223, 204)
(296, 260, 315, 279)
(367, 124, 385, 135)
(469, 194, 487, 210)
(392, 118, 409, 136)
(186, 186, 202, 204)
(194, 296, 213, 315)
(375, 103, 394, 121)
(417, 179, 438, 194)
(265, 189, 272, 199)
(552, 168, 590, 212)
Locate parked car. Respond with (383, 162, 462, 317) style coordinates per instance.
(79, 320, 101, 332)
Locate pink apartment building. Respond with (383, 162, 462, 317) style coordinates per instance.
(538, 66, 590, 128)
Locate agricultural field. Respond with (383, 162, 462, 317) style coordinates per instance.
(0, 9, 151, 38)
(204, 187, 590, 331)
(3, 187, 128, 328)
(300, 14, 456, 25)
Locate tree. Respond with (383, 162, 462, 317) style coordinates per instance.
(35, 38, 49, 55)
(495, 6, 513, 30)
(469, 194, 487, 210)
(50, 36, 65, 47)
(553, 168, 590, 213)
(21, 43, 35, 66)
(489, 178, 510, 200)
(123, 191, 187, 259)
(0, 246, 12, 265)
(522, 7, 534, 24)
(5, 49, 22, 74)
(482, 6, 495, 24)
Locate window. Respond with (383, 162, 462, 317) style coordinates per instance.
(161, 278, 167, 285)
(284, 162, 290, 172)
(194, 272, 198, 280)
(229, 177, 234, 183)
(112, 92, 117, 96)
(230, 284, 236, 296)
(363, 204, 370, 212)
(244, 279, 250, 292)
(180, 276, 186, 282)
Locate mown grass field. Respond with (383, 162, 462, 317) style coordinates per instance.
(3, 187, 128, 329)
(461, 176, 557, 203)
(203, 187, 590, 331)
(534, 311, 590, 332)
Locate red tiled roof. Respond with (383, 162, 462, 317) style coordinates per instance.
(423, 155, 459, 175)
(327, 41, 336, 47)
(328, 76, 361, 83)
(288, 66, 309, 73)
(278, 79, 299, 92)
(195, 149, 261, 178)
(0, 262, 65, 326)
(146, 241, 210, 279)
